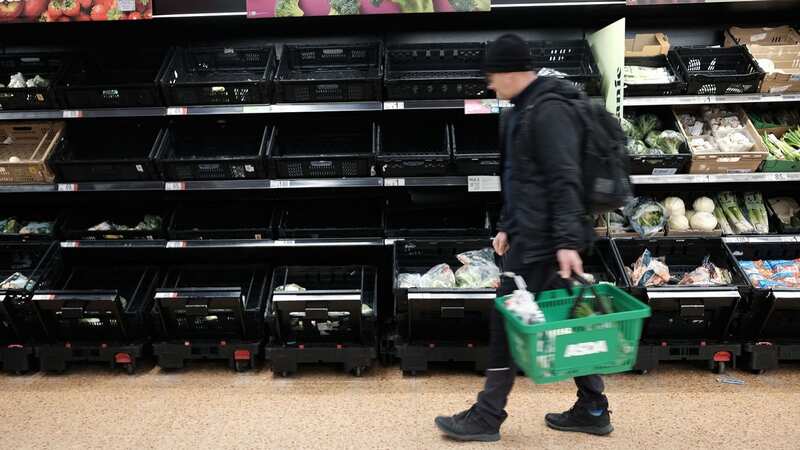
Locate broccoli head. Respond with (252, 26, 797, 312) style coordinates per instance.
(448, 0, 489, 10)
(275, 0, 304, 17)
(329, 0, 360, 14)
(391, 0, 434, 12)
(657, 130, 685, 155)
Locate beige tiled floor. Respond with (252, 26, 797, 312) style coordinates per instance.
(0, 362, 798, 450)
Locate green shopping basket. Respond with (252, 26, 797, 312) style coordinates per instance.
(495, 280, 650, 384)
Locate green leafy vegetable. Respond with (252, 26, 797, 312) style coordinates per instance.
(448, 0, 489, 11)
(657, 130, 684, 155)
(275, 0, 303, 17)
(645, 130, 663, 149)
(391, 0, 434, 12)
(635, 114, 661, 141)
(329, 0, 360, 14)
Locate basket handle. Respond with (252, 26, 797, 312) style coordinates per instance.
(568, 274, 613, 317)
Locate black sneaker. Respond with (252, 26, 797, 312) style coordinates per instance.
(545, 404, 613, 436)
(435, 407, 501, 442)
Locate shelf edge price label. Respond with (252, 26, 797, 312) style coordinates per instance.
(166, 241, 187, 248)
(167, 107, 189, 116)
(384, 178, 405, 187)
(165, 182, 186, 191)
(60, 241, 80, 248)
(270, 180, 292, 189)
(383, 101, 405, 110)
(242, 105, 272, 114)
(468, 175, 501, 192)
(62, 110, 83, 118)
(57, 183, 78, 192)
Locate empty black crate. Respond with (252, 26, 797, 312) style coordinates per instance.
(57, 48, 170, 108)
(727, 242, 800, 342)
(277, 200, 384, 239)
(451, 116, 499, 175)
(0, 242, 56, 343)
(161, 45, 277, 106)
(386, 204, 490, 238)
(668, 46, 765, 95)
(377, 114, 450, 176)
(275, 43, 382, 103)
(0, 209, 59, 241)
(156, 118, 271, 180)
(61, 209, 164, 241)
(152, 264, 268, 341)
(31, 249, 160, 342)
(528, 40, 602, 96)
(268, 116, 376, 178)
(168, 204, 273, 240)
(613, 237, 747, 341)
(625, 55, 687, 96)
(49, 119, 163, 182)
(384, 43, 490, 100)
(0, 53, 66, 110)
(393, 240, 495, 344)
(267, 265, 377, 345)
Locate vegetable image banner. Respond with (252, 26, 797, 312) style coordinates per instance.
(0, 0, 152, 23)
(247, 0, 490, 18)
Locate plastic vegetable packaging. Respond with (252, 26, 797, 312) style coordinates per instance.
(501, 274, 546, 325)
(624, 197, 666, 237)
(455, 264, 500, 288)
(397, 273, 422, 288)
(0, 272, 31, 290)
(678, 256, 732, 286)
(456, 248, 495, 267)
(743, 192, 770, 234)
(716, 130, 754, 153)
(275, 284, 306, 292)
(714, 205, 734, 235)
(629, 249, 670, 287)
(420, 263, 456, 288)
(717, 191, 755, 234)
(768, 197, 800, 228)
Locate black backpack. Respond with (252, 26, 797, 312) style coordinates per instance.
(525, 92, 633, 214)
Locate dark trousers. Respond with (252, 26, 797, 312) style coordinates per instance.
(474, 249, 608, 429)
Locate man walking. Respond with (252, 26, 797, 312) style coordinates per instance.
(434, 34, 612, 442)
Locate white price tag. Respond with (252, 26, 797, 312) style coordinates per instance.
(62, 110, 83, 118)
(384, 178, 405, 187)
(270, 180, 292, 189)
(117, 0, 134, 11)
(165, 182, 186, 191)
(243, 105, 272, 114)
(166, 241, 187, 248)
(167, 107, 188, 116)
(651, 168, 678, 176)
(467, 176, 501, 192)
(383, 102, 405, 110)
(60, 241, 80, 248)
(57, 183, 78, 192)
(274, 240, 296, 246)
(497, 100, 513, 109)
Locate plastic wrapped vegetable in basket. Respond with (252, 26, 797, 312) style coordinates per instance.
(624, 197, 666, 237)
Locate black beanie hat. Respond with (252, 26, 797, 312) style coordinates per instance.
(483, 34, 534, 73)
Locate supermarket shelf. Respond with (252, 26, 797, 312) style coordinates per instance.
(164, 180, 269, 191)
(269, 178, 383, 189)
(60, 240, 167, 249)
(166, 238, 388, 248)
(0, 184, 56, 193)
(723, 236, 799, 244)
(624, 93, 800, 107)
(57, 181, 165, 192)
(631, 173, 800, 185)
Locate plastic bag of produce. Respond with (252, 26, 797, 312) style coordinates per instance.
(626, 139, 650, 156)
(717, 191, 755, 234)
(743, 192, 770, 234)
(657, 130, 685, 155)
(716, 131, 754, 153)
(420, 264, 456, 288)
(767, 197, 800, 226)
(678, 256, 732, 286)
(501, 276, 546, 325)
(624, 197, 666, 237)
(0, 272, 30, 290)
(630, 249, 670, 287)
(455, 263, 500, 288)
(398, 273, 422, 288)
(275, 283, 306, 292)
(456, 248, 495, 267)
(18, 221, 53, 235)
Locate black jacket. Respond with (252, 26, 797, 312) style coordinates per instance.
(497, 77, 591, 263)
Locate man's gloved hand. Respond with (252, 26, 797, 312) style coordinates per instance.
(557, 249, 584, 279)
(493, 232, 510, 256)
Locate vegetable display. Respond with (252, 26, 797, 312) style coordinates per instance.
(627, 249, 732, 287)
(623, 197, 666, 237)
(88, 214, 162, 232)
(1, 72, 49, 89)
(763, 128, 800, 162)
(678, 107, 758, 154)
(739, 259, 800, 289)
(0, 0, 152, 22)
(767, 197, 800, 229)
(624, 65, 676, 85)
(399, 248, 500, 289)
(329, 0, 360, 14)
(623, 111, 684, 156)
(716, 191, 771, 234)
(275, 0, 304, 16)
(0, 217, 53, 235)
